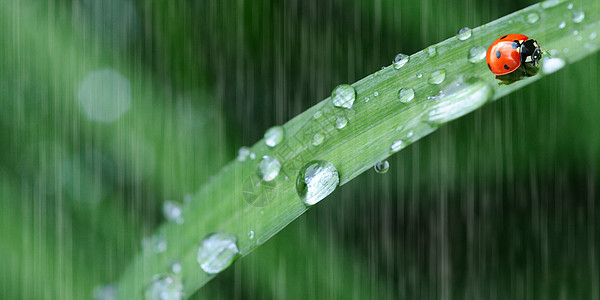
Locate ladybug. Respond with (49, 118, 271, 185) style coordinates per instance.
(486, 34, 542, 75)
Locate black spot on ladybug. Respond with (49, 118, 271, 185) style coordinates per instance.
(487, 63, 492, 71)
(512, 41, 519, 49)
(504, 64, 510, 70)
(501, 35, 508, 39)
(496, 50, 501, 59)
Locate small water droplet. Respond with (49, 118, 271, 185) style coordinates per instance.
(365, 97, 370, 102)
(257, 156, 281, 182)
(144, 274, 183, 300)
(428, 69, 446, 85)
(331, 84, 356, 109)
(197, 232, 239, 274)
(428, 46, 438, 57)
(390, 140, 405, 152)
(170, 261, 182, 274)
(392, 53, 410, 69)
(567, 3, 573, 9)
(590, 32, 597, 40)
(397, 88, 415, 103)
(143, 234, 167, 254)
(406, 130, 414, 138)
(541, 0, 560, 9)
(527, 12, 540, 24)
(163, 201, 184, 224)
(381, 66, 386, 70)
(573, 30, 579, 35)
(264, 126, 284, 147)
(558, 20, 566, 29)
(248, 230, 255, 239)
(416, 73, 423, 78)
(373, 91, 379, 97)
(572, 11, 585, 23)
(468, 46, 486, 63)
(296, 160, 339, 206)
(335, 117, 348, 129)
(93, 284, 117, 300)
(542, 58, 566, 74)
(374, 161, 390, 174)
(237, 147, 250, 162)
(313, 110, 323, 119)
(456, 27, 472, 40)
(427, 77, 494, 124)
(312, 133, 324, 146)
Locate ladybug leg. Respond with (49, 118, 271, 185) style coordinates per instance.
(522, 63, 527, 74)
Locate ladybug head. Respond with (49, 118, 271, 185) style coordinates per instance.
(521, 39, 542, 66)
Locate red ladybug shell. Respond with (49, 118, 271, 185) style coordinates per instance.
(486, 34, 529, 75)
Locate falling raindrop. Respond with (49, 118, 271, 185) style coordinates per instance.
(144, 274, 183, 300)
(331, 84, 356, 109)
(526, 12, 540, 24)
(427, 77, 494, 124)
(392, 53, 409, 69)
(468, 46, 487, 63)
(374, 161, 390, 174)
(143, 234, 167, 254)
(197, 232, 239, 274)
(312, 133, 324, 146)
(257, 156, 281, 182)
(296, 160, 339, 206)
(264, 126, 284, 147)
(428, 46, 438, 57)
(163, 200, 184, 224)
(335, 117, 348, 129)
(390, 140, 405, 152)
(542, 58, 566, 74)
(572, 11, 585, 23)
(397, 88, 415, 103)
(237, 147, 250, 162)
(558, 20, 566, 29)
(428, 69, 446, 85)
(456, 27, 472, 40)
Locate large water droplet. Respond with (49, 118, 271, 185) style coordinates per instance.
(237, 146, 250, 162)
(335, 117, 348, 129)
(144, 274, 183, 300)
(428, 70, 446, 85)
(264, 126, 284, 147)
(427, 77, 494, 124)
(428, 46, 438, 57)
(197, 232, 239, 274)
(163, 200, 184, 224)
(390, 140, 405, 152)
(93, 284, 117, 300)
(468, 46, 486, 63)
(392, 53, 409, 69)
(558, 20, 566, 29)
(312, 133, 324, 146)
(572, 11, 585, 23)
(456, 27, 472, 40)
(257, 156, 281, 182)
(397, 88, 415, 103)
(542, 58, 566, 74)
(527, 12, 540, 24)
(143, 234, 167, 253)
(296, 160, 339, 206)
(374, 161, 390, 174)
(331, 84, 356, 109)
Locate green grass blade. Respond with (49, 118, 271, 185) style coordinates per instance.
(117, 0, 600, 297)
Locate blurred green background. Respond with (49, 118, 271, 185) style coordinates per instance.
(1, 0, 599, 299)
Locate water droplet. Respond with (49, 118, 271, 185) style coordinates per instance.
(406, 130, 414, 138)
(572, 11, 585, 23)
(428, 69, 446, 85)
(257, 156, 281, 182)
(312, 133, 324, 146)
(567, 3, 573, 9)
(590, 32, 597, 40)
(93, 284, 117, 300)
(248, 230, 255, 239)
(237, 147, 251, 161)
(170, 261, 182, 274)
(365, 97, 370, 102)
(527, 12, 540, 24)
(573, 30, 579, 35)
(397, 88, 415, 103)
(390, 140, 405, 152)
(392, 53, 410, 69)
(313, 110, 323, 119)
(456, 27, 472, 40)
(558, 20, 566, 29)
(78, 68, 131, 123)
(542, 58, 566, 74)
(143, 234, 167, 254)
(296, 160, 339, 206)
(144, 274, 183, 300)
(374, 92, 379, 97)
(249, 152, 256, 160)
(416, 73, 423, 79)
(163, 200, 184, 224)
(541, 0, 560, 9)
(197, 232, 239, 274)
(428, 46, 438, 57)
(467, 46, 486, 63)
(335, 117, 348, 129)
(331, 84, 356, 109)
(427, 77, 494, 124)
(264, 126, 284, 147)
(374, 161, 390, 174)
